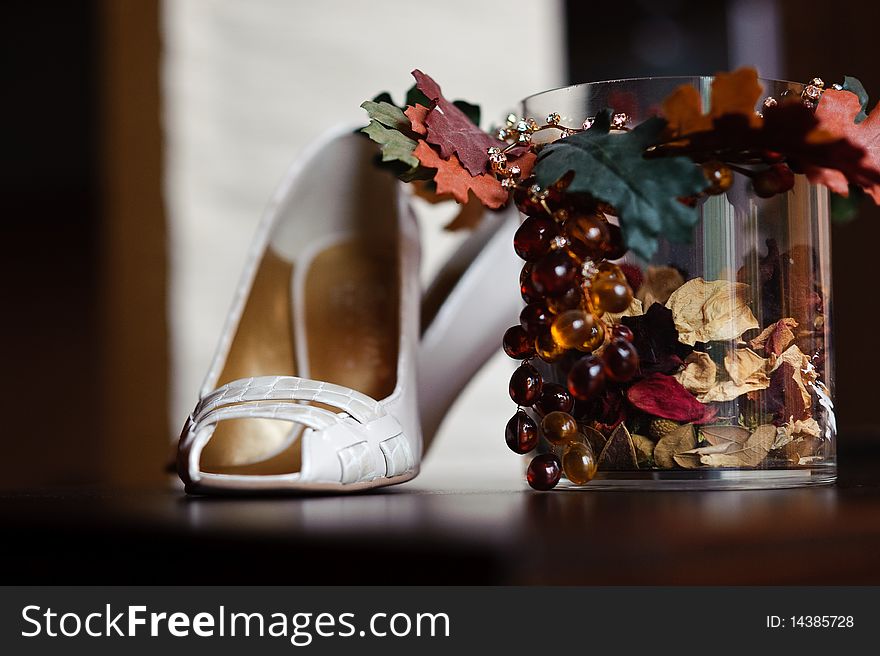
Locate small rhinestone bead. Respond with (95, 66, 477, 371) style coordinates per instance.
(546, 112, 561, 125)
(611, 112, 629, 129)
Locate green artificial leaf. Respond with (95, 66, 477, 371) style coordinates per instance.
(405, 84, 431, 109)
(360, 100, 411, 132)
(534, 110, 707, 260)
(452, 99, 481, 127)
(371, 91, 396, 106)
(830, 184, 866, 223)
(842, 76, 869, 124)
(360, 120, 419, 168)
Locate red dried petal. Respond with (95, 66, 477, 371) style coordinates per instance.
(412, 69, 503, 176)
(626, 373, 716, 423)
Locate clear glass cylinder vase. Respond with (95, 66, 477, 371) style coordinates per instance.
(520, 77, 836, 489)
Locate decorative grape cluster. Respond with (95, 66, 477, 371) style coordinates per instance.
(501, 170, 641, 490)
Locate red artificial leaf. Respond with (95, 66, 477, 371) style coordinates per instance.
(413, 140, 507, 209)
(809, 88, 880, 203)
(412, 69, 503, 176)
(511, 150, 537, 179)
(405, 104, 429, 136)
(626, 373, 717, 424)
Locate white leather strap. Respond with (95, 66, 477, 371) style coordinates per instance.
(194, 375, 384, 425)
(182, 375, 413, 486)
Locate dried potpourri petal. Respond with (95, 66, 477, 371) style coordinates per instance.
(597, 424, 638, 470)
(665, 278, 759, 345)
(653, 423, 696, 469)
(627, 374, 718, 424)
(749, 318, 798, 359)
(621, 303, 692, 375)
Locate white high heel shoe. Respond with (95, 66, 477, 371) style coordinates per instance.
(178, 128, 421, 493)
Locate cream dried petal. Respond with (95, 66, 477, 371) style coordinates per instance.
(675, 351, 717, 395)
(636, 266, 685, 309)
(725, 347, 769, 387)
(666, 278, 759, 345)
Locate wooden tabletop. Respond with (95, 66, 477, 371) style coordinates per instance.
(2, 443, 879, 585)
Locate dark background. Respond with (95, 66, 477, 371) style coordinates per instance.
(3, 0, 879, 490)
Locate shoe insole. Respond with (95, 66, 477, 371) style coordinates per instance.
(200, 237, 399, 476)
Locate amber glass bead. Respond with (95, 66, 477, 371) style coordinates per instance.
(509, 362, 543, 406)
(595, 262, 625, 281)
(535, 332, 566, 363)
(526, 453, 562, 491)
(590, 277, 633, 313)
(602, 337, 640, 382)
(502, 325, 535, 360)
(567, 354, 606, 401)
(610, 323, 634, 342)
(534, 382, 574, 416)
(530, 250, 577, 297)
(541, 410, 580, 446)
(702, 160, 733, 195)
(513, 215, 561, 262)
(547, 286, 583, 314)
(578, 321, 605, 352)
(505, 410, 538, 454)
(564, 213, 609, 260)
(550, 309, 595, 350)
(520, 302, 552, 338)
(603, 223, 627, 260)
(562, 441, 597, 485)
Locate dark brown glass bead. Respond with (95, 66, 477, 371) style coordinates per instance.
(564, 213, 609, 260)
(567, 355, 606, 401)
(502, 325, 535, 360)
(526, 453, 562, 491)
(504, 410, 538, 454)
(520, 302, 552, 338)
(531, 250, 577, 297)
(610, 324, 634, 342)
(603, 222, 627, 260)
(513, 215, 561, 262)
(602, 337, 640, 382)
(520, 263, 540, 303)
(753, 163, 795, 198)
(509, 362, 543, 406)
(541, 410, 580, 445)
(534, 382, 574, 416)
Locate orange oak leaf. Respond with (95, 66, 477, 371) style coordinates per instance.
(662, 67, 763, 135)
(405, 104, 429, 136)
(808, 88, 880, 203)
(413, 140, 507, 209)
